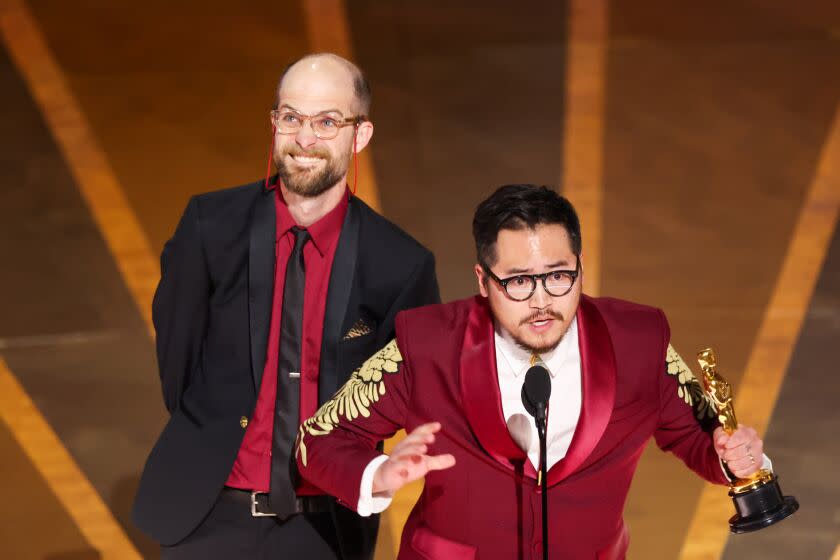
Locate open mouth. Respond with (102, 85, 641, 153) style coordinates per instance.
(521, 311, 562, 330)
(288, 154, 324, 166)
(529, 317, 555, 331)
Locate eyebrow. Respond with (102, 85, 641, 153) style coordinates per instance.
(278, 104, 345, 118)
(503, 260, 574, 275)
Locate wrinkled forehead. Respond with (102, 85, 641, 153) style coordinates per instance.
(494, 225, 576, 267)
(277, 58, 357, 115)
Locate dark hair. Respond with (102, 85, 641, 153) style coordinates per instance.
(472, 184, 582, 267)
(275, 53, 372, 115)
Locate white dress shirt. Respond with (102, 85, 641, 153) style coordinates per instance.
(495, 317, 582, 470)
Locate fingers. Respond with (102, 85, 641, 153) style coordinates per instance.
(390, 422, 446, 463)
(723, 425, 758, 449)
(715, 425, 764, 478)
(392, 422, 441, 455)
(727, 457, 759, 478)
(713, 427, 729, 454)
(374, 422, 454, 493)
(409, 421, 443, 438)
(425, 453, 456, 471)
(414, 421, 443, 434)
(388, 453, 455, 479)
(391, 442, 429, 463)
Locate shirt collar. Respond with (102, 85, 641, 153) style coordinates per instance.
(274, 183, 350, 256)
(494, 316, 579, 379)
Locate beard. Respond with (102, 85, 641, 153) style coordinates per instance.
(511, 309, 567, 354)
(275, 145, 349, 197)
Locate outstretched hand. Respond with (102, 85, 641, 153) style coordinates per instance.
(372, 422, 456, 496)
(713, 425, 764, 479)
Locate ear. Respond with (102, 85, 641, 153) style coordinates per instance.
(353, 121, 374, 153)
(475, 264, 489, 297)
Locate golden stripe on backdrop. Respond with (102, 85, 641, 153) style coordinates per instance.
(561, 0, 608, 296)
(0, 357, 142, 559)
(679, 103, 840, 559)
(0, 0, 153, 556)
(0, 0, 158, 334)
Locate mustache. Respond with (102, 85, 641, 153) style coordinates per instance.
(519, 310, 564, 326)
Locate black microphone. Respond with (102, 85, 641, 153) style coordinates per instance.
(521, 364, 551, 560)
(522, 365, 551, 424)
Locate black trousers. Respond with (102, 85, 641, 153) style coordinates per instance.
(161, 490, 343, 560)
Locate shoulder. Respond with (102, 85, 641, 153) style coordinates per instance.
(169, 180, 266, 247)
(394, 297, 483, 366)
(183, 180, 267, 239)
(585, 295, 668, 335)
(397, 296, 479, 333)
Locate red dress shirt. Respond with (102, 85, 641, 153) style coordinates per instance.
(226, 185, 348, 493)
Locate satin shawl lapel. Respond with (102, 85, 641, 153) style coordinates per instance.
(460, 297, 527, 469)
(318, 197, 360, 404)
(248, 186, 277, 391)
(547, 295, 616, 486)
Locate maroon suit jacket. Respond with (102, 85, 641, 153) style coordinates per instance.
(296, 295, 727, 560)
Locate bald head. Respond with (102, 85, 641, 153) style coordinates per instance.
(277, 53, 371, 115)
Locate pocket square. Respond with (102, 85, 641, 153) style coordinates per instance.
(343, 318, 373, 340)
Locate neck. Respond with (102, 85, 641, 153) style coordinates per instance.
(280, 178, 348, 227)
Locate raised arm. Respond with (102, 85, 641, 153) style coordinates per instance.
(295, 338, 453, 510)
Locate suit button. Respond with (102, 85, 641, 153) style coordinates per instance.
(240, 416, 249, 428)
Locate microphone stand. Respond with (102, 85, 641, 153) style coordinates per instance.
(522, 364, 551, 559)
(535, 402, 548, 560)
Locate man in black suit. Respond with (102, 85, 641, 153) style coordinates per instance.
(132, 52, 440, 560)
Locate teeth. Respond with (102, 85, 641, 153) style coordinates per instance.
(292, 155, 322, 163)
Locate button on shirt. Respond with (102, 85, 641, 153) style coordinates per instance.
(495, 317, 582, 471)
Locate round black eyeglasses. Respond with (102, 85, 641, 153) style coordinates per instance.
(483, 257, 580, 301)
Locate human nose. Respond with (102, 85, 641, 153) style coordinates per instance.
(295, 118, 318, 148)
(529, 280, 551, 308)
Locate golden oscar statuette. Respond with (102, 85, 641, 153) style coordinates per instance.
(697, 348, 799, 533)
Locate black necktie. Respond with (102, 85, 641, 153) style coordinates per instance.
(270, 226, 309, 518)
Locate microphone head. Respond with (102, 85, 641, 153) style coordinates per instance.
(521, 365, 552, 418)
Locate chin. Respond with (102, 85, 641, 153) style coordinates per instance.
(517, 332, 563, 355)
(530, 340, 562, 355)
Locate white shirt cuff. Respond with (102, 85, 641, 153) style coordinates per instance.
(357, 455, 392, 517)
(761, 454, 773, 472)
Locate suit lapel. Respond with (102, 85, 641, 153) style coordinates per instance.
(547, 295, 616, 486)
(460, 297, 527, 470)
(318, 197, 360, 404)
(248, 186, 276, 391)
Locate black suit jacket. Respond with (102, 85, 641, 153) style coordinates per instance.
(132, 179, 440, 555)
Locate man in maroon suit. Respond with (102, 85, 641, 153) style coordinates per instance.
(295, 185, 766, 559)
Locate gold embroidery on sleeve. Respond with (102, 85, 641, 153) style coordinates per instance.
(666, 344, 717, 421)
(296, 339, 403, 466)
